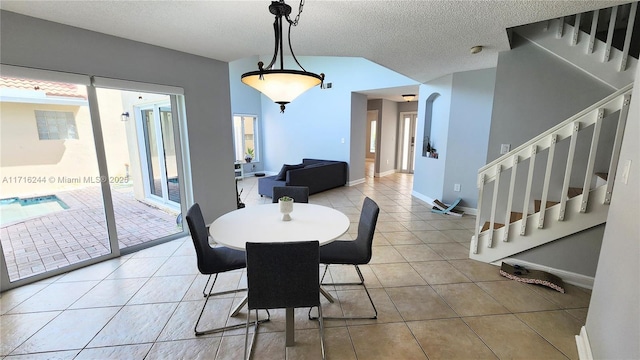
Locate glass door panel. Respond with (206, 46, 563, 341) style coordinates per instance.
(400, 113, 418, 173)
(0, 76, 111, 282)
(96, 88, 184, 250)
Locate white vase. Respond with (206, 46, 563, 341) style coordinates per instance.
(279, 199, 293, 221)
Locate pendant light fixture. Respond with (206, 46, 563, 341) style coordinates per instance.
(241, 0, 324, 113)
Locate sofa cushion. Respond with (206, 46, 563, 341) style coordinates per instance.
(275, 163, 304, 181)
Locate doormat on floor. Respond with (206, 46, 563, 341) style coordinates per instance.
(499, 262, 565, 293)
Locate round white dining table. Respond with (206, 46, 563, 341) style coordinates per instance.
(209, 203, 350, 250)
(208, 202, 350, 347)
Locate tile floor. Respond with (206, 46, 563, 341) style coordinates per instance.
(0, 172, 591, 359)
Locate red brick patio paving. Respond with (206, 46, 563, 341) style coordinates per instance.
(1, 185, 181, 281)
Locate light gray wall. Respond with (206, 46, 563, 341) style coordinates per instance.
(586, 67, 639, 359)
(484, 33, 617, 275)
(512, 225, 604, 276)
(379, 99, 399, 174)
(350, 92, 368, 183)
(487, 34, 613, 163)
(0, 10, 236, 224)
(442, 68, 496, 208)
(413, 75, 452, 202)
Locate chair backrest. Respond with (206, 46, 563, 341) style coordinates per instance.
(246, 241, 320, 310)
(186, 203, 232, 274)
(353, 197, 380, 263)
(272, 186, 309, 203)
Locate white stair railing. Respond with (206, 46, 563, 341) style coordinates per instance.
(472, 84, 633, 257)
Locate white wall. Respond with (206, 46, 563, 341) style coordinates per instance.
(0, 10, 236, 224)
(585, 67, 639, 359)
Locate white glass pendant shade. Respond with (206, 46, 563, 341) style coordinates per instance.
(241, 70, 323, 105)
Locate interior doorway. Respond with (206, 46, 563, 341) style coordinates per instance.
(399, 111, 418, 173)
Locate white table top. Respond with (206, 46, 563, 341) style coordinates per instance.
(209, 203, 350, 250)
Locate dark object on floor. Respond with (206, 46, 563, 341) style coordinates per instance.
(431, 198, 464, 216)
(500, 262, 565, 293)
(254, 173, 265, 177)
(236, 179, 245, 209)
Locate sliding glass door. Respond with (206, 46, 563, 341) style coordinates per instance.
(0, 68, 190, 289)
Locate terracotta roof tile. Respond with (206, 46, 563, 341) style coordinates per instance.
(0, 76, 87, 100)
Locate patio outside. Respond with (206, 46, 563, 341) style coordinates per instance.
(0, 183, 181, 281)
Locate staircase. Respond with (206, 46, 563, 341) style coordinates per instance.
(470, 3, 636, 264)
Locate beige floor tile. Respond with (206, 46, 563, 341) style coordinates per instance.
(432, 283, 509, 317)
(321, 327, 357, 360)
(440, 229, 475, 243)
(464, 314, 569, 360)
(4, 350, 79, 359)
(477, 281, 560, 312)
(428, 220, 466, 230)
(76, 344, 152, 359)
(128, 274, 195, 305)
(369, 245, 406, 264)
(105, 257, 168, 279)
(448, 259, 506, 281)
(395, 244, 444, 262)
(516, 310, 584, 360)
(427, 243, 470, 260)
(411, 261, 472, 285)
(348, 322, 428, 359)
(0, 283, 49, 315)
(382, 231, 423, 245)
(70, 278, 148, 309)
(88, 303, 178, 347)
(154, 255, 199, 276)
(375, 221, 409, 232)
(55, 258, 124, 282)
(412, 230, 456, 243)
(341, 288, 404, 326)
(12, 307, 119, 354)
(408, 318, 497, 360)
(0, 311, 60, 355)
(147, 338, 222, 360)
(369, 263, 427, 287)
(386, 286, 457, 321)
(8, 281, 98, 314)
(399, 220, 437, 231)
(528, 283, 592, 309)
(566, 308, 588, 323)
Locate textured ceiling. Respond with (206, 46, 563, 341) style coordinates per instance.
(0, 0, 627, 101)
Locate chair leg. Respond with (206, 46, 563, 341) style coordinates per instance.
(245, 309, 269, 360)
(195, 273, 260, 336)
(311, 264, 378, 320)
(318, 305, 326, 360)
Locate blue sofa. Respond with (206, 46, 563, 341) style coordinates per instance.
(258, 158, 348, 198)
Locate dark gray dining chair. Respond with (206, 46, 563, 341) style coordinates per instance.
(314, 197, 380, 320)
(186, 203, 267, 336)
(244, 241, 325, 360)
(271, 186, 310, 203)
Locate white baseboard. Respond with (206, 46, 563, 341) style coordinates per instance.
(576, 326, 594, 360)
(375, 169, 397, 178)
(348, 178, 365, 186)
(498, 258, 595, 289)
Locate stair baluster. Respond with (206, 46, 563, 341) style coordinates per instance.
(603, 6, 618, 62)
(488, 165, 502, 248)
(503, 156, 519, 241)
(538, 134, 557, 229)
(588, 9, 599, 54)
(620, 2, 637, 72)
(521, 145, 537, 236)
(581, 109, 605, 212)
(559, 122, 581, 221)
(605, 93, 632, 204)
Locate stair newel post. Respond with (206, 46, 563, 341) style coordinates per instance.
(582, 109, 605, 213)
(473, 173, 485, 254)
(504, 156, 519, 242)
(588, 9, 599, 54)
(521, 145, 537, 236)
(488, 165, 502, 248)
(559, 122, 581, 221)
(605, 93, 632, 204)
(539, 134, 557, 229)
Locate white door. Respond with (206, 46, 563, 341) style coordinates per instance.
(400, 112, 418, 173)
